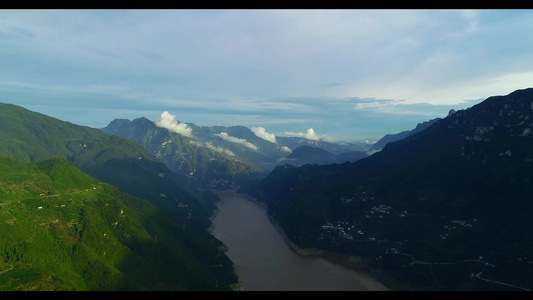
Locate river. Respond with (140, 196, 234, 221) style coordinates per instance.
(211, 190, 389, 291)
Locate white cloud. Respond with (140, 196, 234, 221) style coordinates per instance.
(283, 128, 320, 141)
(282, 128, 337, 142)
(216, 132, 258, 150)
(3, 10, 533, 141)
(251, 126, 277, 143)
(189, 140, 235, 157)
(155, 111, 193, 137)
(281, 146, 292, 152)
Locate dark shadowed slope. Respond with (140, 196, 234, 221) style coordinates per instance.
(252, 88, 533, 291)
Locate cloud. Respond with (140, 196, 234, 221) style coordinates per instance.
(281, 146, 292, 152)
(251, 126, 277, 143)
(189, 140, 235, 157)
(283, 128, 320, 141)
(4, 10, 533, 141)
(283, 128, 337, 142)
(155, 111, 193, 137)
(216, 132, 258, 150)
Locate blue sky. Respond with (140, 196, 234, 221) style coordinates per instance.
(1, 9, 533, 142)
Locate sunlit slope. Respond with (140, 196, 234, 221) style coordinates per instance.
(0, 157, 238, 290)
(0, 102, 217, 225)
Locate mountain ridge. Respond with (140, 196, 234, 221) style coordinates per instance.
(251, 87, 533, 291)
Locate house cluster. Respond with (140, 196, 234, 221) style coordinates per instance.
(320, 221, 378, 242)
(321, 221, 356, 240)
(339, 187, 375, 205)
(370, 204, 392, 215)
(161, 139, 172, 147)
(440, 219, 477, 240)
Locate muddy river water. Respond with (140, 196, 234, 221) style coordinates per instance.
(211, 190, 388, 291)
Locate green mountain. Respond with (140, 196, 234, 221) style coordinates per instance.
(0, 103, 216, 222)
(102, 117, 265, 189)
(0, 157, 238, 290)
(0, 103, 240, 290)
(251, 88, 533, 291)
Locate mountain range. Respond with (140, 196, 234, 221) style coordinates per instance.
(250, 88, 533, 291)
(102, 117, 369, 189)
(277, 145, 368, 167)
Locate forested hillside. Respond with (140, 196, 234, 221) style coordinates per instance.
(0, 157, 238, 290)
(0, 103, 240, 290)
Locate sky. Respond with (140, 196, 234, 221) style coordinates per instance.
(1, 9, 533, 142)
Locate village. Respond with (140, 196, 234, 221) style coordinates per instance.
(316, 187, 532, 291)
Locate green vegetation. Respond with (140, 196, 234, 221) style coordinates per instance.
(0, 103, 240, 290)
(0, 157, 238, 290)
(0, 103, 217, 218)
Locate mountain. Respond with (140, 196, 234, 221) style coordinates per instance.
(188, 124, 291, 166)
(102, 117, 265, 189)
(251, 88, 533, 291)
(0, 103, 240, 290)
(0, 103, 217, 219)
(276, 136, 367, 155)
(0, 157, 238, 290)
(370, 112, 453, 151)
(281, 145, 337, 166)
(102, 117, 373, 187)
(277, 145, 368, 167)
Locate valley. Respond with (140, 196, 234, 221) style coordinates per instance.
(0, 87, 532, 291)
(2, 9, 532, 293)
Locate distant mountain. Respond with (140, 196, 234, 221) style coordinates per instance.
(251, 88, 533, 291)
(0, 157, 238, 291)
(278, 145, 337, 167)
(102, 117, 265, 189)
(102, 117, 370, 188)
(370, 111, 455, 151)
(276, 136, 367, 155)
(277, 145, 367, 167)
(0, 103, 240, 290)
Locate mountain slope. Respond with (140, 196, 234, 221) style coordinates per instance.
(0, 103, 240, 290)
(276, 136, 366, 155)
(277, 145, 367, 167)
(370, 112, 451, 151)
(252, 88, 533, 291)
(0, 103, 217, 221)
(102, 117, 265, 189)
(0, 157, 238, 291)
